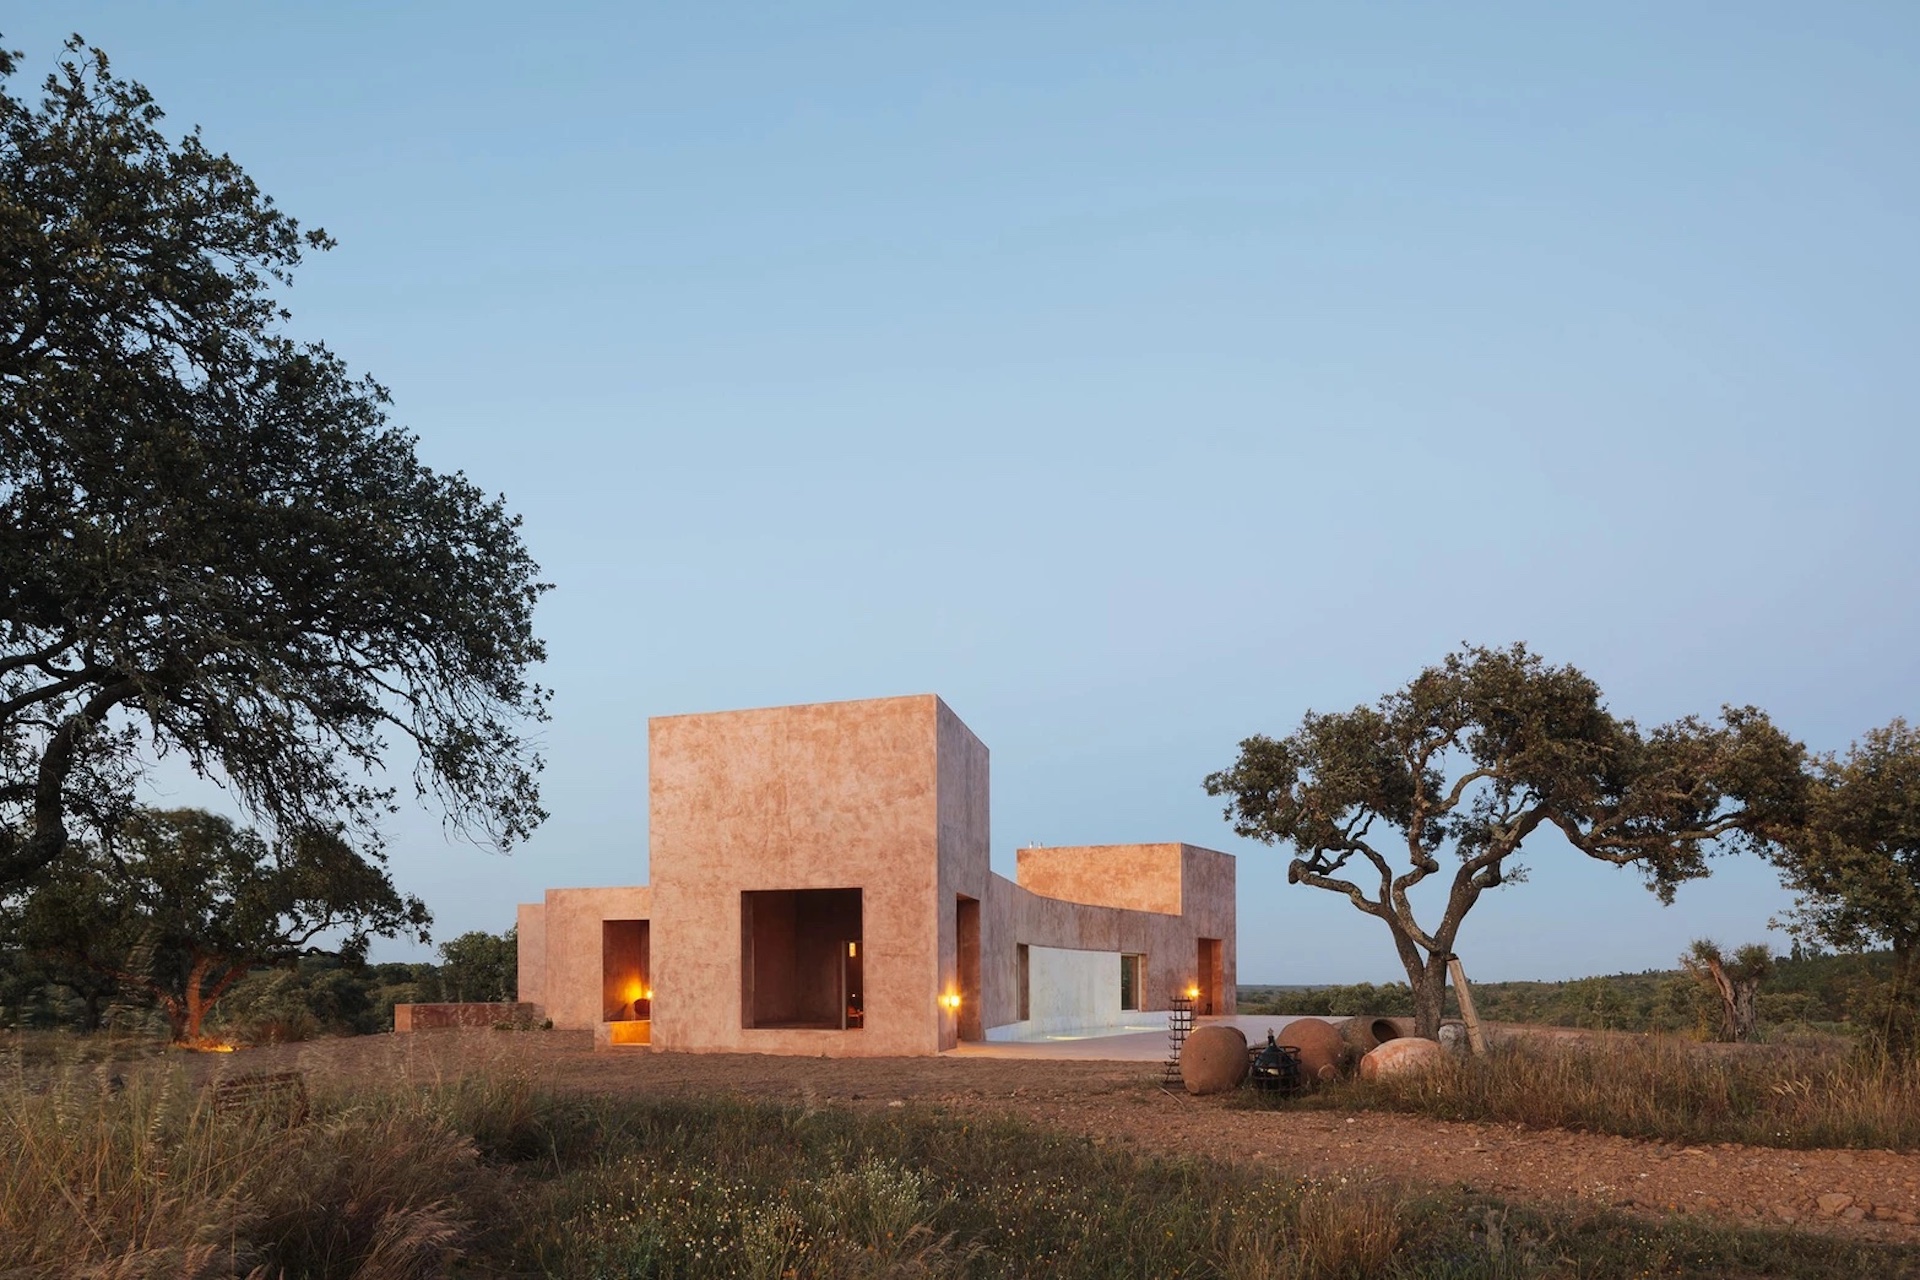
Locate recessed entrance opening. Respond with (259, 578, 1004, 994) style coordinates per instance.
(1016, 943, 1031, 1022)
(1120, 953, 1145, 1011)
(956, 895, 982, 1041)
(741, 888, 864, 1030)
(603, 920, 650, 1021)
(1197, 937, 1223, 1016)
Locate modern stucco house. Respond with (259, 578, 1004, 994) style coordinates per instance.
(515, 694, 1235, 1056)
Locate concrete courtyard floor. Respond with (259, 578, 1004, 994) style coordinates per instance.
(949, 1014, 1333, 1061)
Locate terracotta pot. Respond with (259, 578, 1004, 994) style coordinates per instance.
(1339, 1014, 1410, 1056)
(1181, 1024, 1250, 1095)
(1279, 1017, 1347, 1083)
(1359, 1036, 1448, 1081)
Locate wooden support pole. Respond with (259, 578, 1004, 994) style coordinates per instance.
(1446, 954, 1490, 1056)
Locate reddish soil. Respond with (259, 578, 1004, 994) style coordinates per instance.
(209, 1031, 1920, 1242)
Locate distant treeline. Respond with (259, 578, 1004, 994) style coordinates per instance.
(1238, 949, 1895, 1039)
(1, 930, 517, 1042)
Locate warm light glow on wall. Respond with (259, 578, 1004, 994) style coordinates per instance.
(941, 992, 961, 1011)
(608, 1020, 651, 1046)
(1187, 985, 1201, 1000)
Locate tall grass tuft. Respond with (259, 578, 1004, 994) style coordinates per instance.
(0, 1055, 500, 1279)
(1294, 1036, 1920, 1150)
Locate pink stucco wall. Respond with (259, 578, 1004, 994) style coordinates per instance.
(394, 1002, 538, 1032)
(1016, 843, 1186, 916)
(649, 695, 954, 1056)
(979, 844, 1237, 1030)
(515, 902, 547, 1009)
(517, 696, 1236, 1056)
(516, 886, 651, 1030)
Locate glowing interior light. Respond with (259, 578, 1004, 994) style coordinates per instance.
(1187, 985, 1201, 1000)
(848, 942, 857, 957)
(941, 992, 961, 1011)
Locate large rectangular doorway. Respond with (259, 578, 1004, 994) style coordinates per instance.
(741, 889, 864, 1030)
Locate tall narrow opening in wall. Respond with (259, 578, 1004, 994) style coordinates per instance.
(740, 889, 864, 1030)
(955, 895, 981, 1041)
(1197, 937, 1223, 1016)
(603, 920, 650, 1021)
(1120, 953, 1145, 1012)
(1016, 944, 1031, 1022)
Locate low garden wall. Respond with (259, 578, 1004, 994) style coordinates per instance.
(393, 1002, 540, 1032)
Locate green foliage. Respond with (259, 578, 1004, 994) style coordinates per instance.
(1681, 939, 1774, 1041)
(1771, 719, 1920, 1053)
(0, 917, 521, 1038)
(438, 926, 517, 1003)
(1205, 643, 1806, 1035)
(211, 954, 432, 1042)
(1242, 982, 1417, 1018)
(1, 807, 428, 1041)
(0, 36, 550, 891)
(1239, 948, 1885, 1040)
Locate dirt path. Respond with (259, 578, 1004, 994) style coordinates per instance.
(232, 1033, 1920, 1242)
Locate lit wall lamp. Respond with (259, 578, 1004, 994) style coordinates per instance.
(1186, 984, 1201, 1001)
(940, 992, 962, 1011)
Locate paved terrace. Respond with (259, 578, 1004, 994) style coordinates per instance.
(947, 1015, 1340, 1062)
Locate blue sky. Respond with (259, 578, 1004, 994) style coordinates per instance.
(11, 4, 1917, 982)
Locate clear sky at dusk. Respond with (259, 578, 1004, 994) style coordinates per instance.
(10, 3, 1916, 982)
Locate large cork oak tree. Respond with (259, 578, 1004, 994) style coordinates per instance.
(1205, 644, 1806, 1038)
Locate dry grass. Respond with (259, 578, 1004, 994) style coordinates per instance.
(3, 1032, 1915, 1278)
(0, 1050, 496, 1279)
(1290, 1035, 1920, 1150)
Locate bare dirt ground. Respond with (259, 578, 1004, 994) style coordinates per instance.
(188, 1030, 1920, 1245)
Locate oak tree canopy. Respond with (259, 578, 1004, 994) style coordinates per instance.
(1204, 643, 1806, 1037)
(1771, 719, 1920, 1052)
(0, 38, 550, 891)
(5, 807, 430, 1043)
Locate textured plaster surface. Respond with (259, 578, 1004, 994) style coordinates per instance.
(650, 695, 949, 1056)
(1016, 843, 1186, 916)
(393, 1002, 536, 1032)
(515, 902, 547, 1010)
(1182, 845, 1239, 1016)
(934, 702, 991, 1050)
(523, 697, 1236, 1057)
(526, 886, 651, 1031)
(979, 844, 1236, 1031)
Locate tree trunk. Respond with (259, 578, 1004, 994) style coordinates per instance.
(1729, 977, 1760, 1043)
(1411, 955, 1448, 1039)
(159, 993, 190, 1043)
(167, 954, 217, 1044)
(1887, 938, 1918, 1056)
(1692, 955, 1742, 1042)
